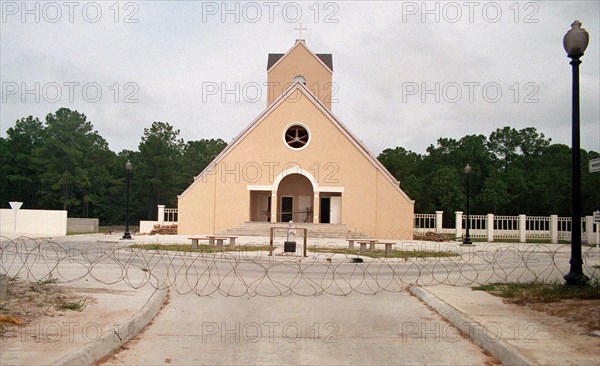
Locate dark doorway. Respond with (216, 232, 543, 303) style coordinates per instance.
(320, 197, 330, 223)
(281, 197, 293, 222)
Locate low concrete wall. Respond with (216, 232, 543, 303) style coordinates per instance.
(67, 218, 99, 233)
(0, 209, 67, 237)
(140, 221, 159, 234)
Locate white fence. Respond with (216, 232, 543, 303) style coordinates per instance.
(139, 206, 599, 244)
(164, 208, 178, 223)
(415, 211, 598, 244)
(414, 211, 447, 234)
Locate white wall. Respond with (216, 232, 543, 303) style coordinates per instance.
(139, 221, 159, 234)
(67, 218, 99, 233)
(0, 209, 68, 237)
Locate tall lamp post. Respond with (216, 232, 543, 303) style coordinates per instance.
(563, 20, 589, 286)
(462, 164, 473, 245)
(122, 160, 132, 240)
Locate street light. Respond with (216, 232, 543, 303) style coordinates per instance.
(563, 20, 589, 286)
(462, 164, 473, 245)
(122, 160, 132, 240)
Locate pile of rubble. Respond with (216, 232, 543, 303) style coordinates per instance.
(413, 231, 449, 242)
(150, 224, 178, 235)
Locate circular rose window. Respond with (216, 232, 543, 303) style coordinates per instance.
(285, 125, 310, 149)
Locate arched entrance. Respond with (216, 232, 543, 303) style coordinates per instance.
(248, 166, 343, 223)
(277, 173, 313, 223)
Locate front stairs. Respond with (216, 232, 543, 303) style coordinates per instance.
(219, 222, 369, 239)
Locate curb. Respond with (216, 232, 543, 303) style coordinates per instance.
(409, 286, 537, 366)
(53, 286, 168, 366)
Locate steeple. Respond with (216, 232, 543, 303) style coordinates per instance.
(266, 40, 334, 109)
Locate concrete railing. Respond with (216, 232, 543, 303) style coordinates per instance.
(138, 206, 600, 244)
(414, 211, 599, 244)
(139, 205, 179, 234)
(414, 211, 443, 233)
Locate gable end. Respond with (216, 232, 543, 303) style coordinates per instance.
(179, 82, 413, 204)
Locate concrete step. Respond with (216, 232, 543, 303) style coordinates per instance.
(219, 222, 369, 239)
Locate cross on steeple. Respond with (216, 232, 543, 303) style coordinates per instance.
(294, 23, 307, 39)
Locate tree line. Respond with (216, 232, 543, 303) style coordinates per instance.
(379, 127, 599, 226)
(1, 108, 598, 225)
(0, 108, 226, 225)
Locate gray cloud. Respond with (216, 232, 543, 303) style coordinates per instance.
(1, 1, 598, 155)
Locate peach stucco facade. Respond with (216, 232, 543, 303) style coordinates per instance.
(178, 40, 414, 239)
(266, 41, 334, 109)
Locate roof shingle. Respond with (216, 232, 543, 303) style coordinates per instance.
(267, 53, 333, 71)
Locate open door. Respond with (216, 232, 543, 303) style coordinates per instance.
(320, 197, 330, 223)
(281, 196, 293, 222)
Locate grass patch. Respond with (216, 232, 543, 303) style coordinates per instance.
(130, 244, 458, 259)
(448, 236, 571, 244)
(310, 247, 459, 259)
(473, 280, 600, 303)
(38, 274, 58, 285)
(56, 299, 86, 311)
(130, 244, 272, 253)
(8, 275, 20, 282)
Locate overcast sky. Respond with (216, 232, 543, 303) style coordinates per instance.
(1, 1, 599, 156)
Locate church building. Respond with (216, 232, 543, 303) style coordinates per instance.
(178, 39, 415, 239)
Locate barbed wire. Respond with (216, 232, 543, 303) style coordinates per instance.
(1, 236, 598, 297)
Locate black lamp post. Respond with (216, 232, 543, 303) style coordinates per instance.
(122, 160, 132, 240)
(563, 20, 589, 286)
(462, 164, 473, 245)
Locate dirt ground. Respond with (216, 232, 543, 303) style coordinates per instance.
(480, 283, 600, 332)
(0, 279, 88, 339)
(516, 299, 600, 332)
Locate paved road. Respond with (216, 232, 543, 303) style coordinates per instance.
(101, 291, 493, 365)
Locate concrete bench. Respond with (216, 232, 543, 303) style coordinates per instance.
(347, 239, 378, 250)
(355, 240, 395, 255)
(376, 242, 395, 255)
(189, 236, 238, 250)
(189, 237, 210, 249)
(207, 235, 238, 245)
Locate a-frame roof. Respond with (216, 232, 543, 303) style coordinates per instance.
(266, 40, 333, 73)
(179, 82, 413, 203)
